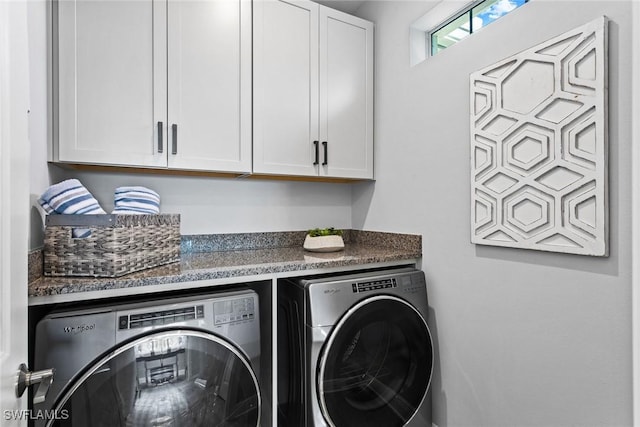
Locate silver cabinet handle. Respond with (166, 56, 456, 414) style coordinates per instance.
(171, 124, 178, 155)
(15, 363, 55, 404)
(157, 121, 163, 153)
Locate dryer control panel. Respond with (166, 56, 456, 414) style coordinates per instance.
(303, 268, 427, 327)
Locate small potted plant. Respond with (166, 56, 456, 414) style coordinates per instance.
(304, 227, 345, 252)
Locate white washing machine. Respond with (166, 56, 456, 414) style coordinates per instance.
(278, 267, 433, 427)
(32, 288, 261, 427)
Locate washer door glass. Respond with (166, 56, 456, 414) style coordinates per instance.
(318, 296, 433, 427)
(48, 329, 260, 427)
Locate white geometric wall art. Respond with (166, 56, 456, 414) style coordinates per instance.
(470, 17, 608, 256)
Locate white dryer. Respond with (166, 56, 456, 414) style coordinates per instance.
(278, 267, 433, 427)
(33, 288, 261, 427)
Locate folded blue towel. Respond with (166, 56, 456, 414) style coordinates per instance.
(112, 186, 160, 215)
(39, 199, 54, 215)
(37, 179, 106, 215)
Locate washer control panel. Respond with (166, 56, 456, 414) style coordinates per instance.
(118, 305, 205, 330)
(213, 296, 255, 325)
(351, 278, 397, 293)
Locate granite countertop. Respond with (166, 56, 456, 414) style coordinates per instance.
(29, 230, 422, 304)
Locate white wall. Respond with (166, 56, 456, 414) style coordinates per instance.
(26, 0, 355, 247)
(48, 167, 354, 236)
(632, 0, 640, 421)
(353, 1, 633, 425)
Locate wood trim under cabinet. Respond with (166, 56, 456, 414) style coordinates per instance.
(56, 163, 371, 183)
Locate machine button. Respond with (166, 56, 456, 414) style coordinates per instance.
(118, 316, 128, 330)
(196, 305, 205, 318)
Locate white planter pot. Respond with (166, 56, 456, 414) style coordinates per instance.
(303, 234, 344, 252)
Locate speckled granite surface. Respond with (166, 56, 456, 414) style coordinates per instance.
(29, 230, 421, 302)
(350, 230, 421, 251)
(179, 229, 421, 253)
(28, 249, 43, 284)
(181, 230, 347, 253)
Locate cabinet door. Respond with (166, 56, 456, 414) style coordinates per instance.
(167, 0, 251, 173)
(253, 0, 319, 176)
(319, 7, 374, 179)
(56, 0, 167, 167)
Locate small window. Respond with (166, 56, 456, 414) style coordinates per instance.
(430, 0, 528, 56)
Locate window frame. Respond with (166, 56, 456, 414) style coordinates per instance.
(428, 0, 529, 56)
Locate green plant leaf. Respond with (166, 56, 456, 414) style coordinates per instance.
(307, 227, 343, 237)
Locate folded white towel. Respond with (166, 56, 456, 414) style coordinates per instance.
(37, 179, 106, 215)
(112, 186, 160, 215)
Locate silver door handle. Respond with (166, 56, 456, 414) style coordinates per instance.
(157, 121, 164, 153)
(15, 363, 55, 404)
(171, 124, 178, 155)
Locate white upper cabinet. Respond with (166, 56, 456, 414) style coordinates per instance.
(54, 0, 371, 179)
(56, 0, 165, 168)
(253, 0, 319, 177)
(319, 7, 374, 179)
(54, 0, 252, 173)
(166, 0, 252, 172)
(253, 0, 374, 179)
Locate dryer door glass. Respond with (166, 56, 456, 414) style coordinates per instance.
(318, 296, 433, 427)
(48, 329, 260, 427)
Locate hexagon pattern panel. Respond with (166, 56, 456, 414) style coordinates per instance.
(470, 17, 608, 256)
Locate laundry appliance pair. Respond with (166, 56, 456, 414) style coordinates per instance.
(278, 267, 434, 427)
